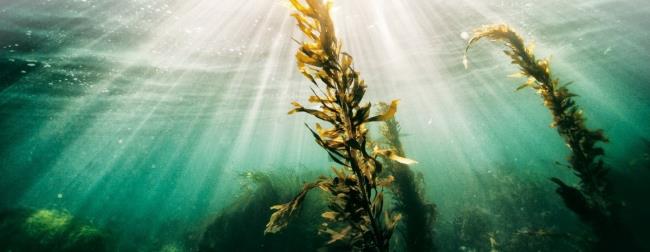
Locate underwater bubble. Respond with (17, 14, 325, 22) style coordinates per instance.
(460, 31, 469, 40)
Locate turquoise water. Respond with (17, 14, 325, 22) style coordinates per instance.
(1, 0, 649, 251)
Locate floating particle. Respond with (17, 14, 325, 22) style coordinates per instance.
(603, 46, 612, 55)
(460, 31, 469, 40)
(57, 193, 63, 199)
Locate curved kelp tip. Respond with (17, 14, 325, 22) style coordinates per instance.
(463, 24, 533, 74)
(463, 23, 610, 202)
(463, 23, 641, 250)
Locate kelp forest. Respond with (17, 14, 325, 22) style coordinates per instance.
(1, 0, 649, 251)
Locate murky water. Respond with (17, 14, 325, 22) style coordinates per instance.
(1, 0, 649, 251)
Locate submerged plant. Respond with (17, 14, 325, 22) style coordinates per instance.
(0, 208, 108, 251)
(264, 0, 413, 251)
(376, 102, 437, 252)
(199, 171, 326, 252)
(464, 24, 637, 249)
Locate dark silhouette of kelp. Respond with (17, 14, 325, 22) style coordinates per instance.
(464, 24, 639, 250)
(198, 171, 327, 251)
(0, 208, 109, 252)
(376, 102, 437, 252)
(264, 1, 414, 251)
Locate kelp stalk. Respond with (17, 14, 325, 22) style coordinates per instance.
(264, 0, 413, 251)
(464, 24, 638, 250)
(377, 102, 436, 252)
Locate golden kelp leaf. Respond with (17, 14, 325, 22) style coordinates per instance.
(288, 101, 303, 114)
(308, 95, 322, 103)
(372, 192, 384, 217)
(373, 146, 418, 165)
(324, 226, 352, 244)
(270, 204, 285, 210)
(289, 0, 313, 17)
(296, 50, 320, 66)
(341, 53, 353, 71)
(384, 212, 402, 233)
(515, 78, 536, 91)
(391, 155, 418, 165)
(322, 211, 339, 221)
(376, 175, 394, 187)
(367, 100, 399, 122)
(508, 72, 525, 78)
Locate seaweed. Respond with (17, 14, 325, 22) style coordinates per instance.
(0, 208, 109, 252)
(437, 164, 593, 251)
(264, 1, 414, 251)
(464, 24, 639, 250)
(198, 171, 327, 252)
(376, 102, 437, 252)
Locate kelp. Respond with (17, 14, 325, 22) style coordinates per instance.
(264, 0, 413, 251)
(199, 171, 326, 252)
(376, 102, 437, 252)
(464, 24, 638, 250)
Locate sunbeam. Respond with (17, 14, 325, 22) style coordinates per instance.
(1, 0, 649, 250)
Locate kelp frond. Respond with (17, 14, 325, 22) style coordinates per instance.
(265, 0, 410, 251)
(464, 24, 627, 248)
(265, 178, 328, 234)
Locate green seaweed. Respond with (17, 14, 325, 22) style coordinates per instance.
(376, 102, 437, 252)
(464, 24, 639, 250)
(439, 165, 592, 251)
(0, 208, 109, 251)
(264, 1, 414, 251)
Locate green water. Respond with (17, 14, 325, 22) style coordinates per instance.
(1, 0, 649, 251)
